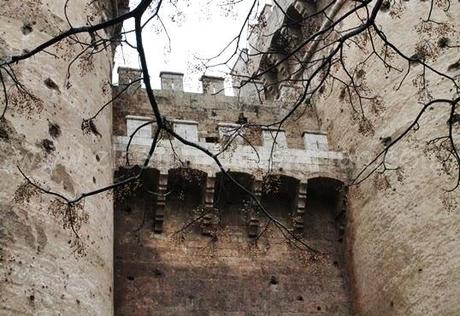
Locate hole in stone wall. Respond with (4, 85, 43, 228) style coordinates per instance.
(438, 37, 450, 48)
(214, 172, 254, 227)
(270, 275, 279, 285)
(0, 125, 9, 140)
(44, 78, 60, 92)
(21, 23, 33, 35)
(48, 122, 61, 138)
(41, 139, 55, 153)
(153, 268, 164, 277)
(205, 136, 218, 143)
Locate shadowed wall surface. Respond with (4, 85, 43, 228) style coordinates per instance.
(114, 169, 350, 315)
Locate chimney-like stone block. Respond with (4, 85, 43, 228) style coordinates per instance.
(160, 71, 184, 91)
(172, 119, 199, 142)
(262, 127, 287, 148)
(235, 79, 265, 101)
(118, 67, 142, 86)
(303, 130, 329, 152)
(126, 115, 153, 138)
(201, 75, 225, 95)
(218, 122, 247, 145)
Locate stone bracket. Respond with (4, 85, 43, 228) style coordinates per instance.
(247, 179, 263, 238)
(153, 173, 168, 234)
(201, 176, 216, 236)
(293, 182, 307, 233)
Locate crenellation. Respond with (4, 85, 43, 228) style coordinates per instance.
(201, 75, 225, 95)
(160, 71, 184, 91)
(118, 66, 143, 86)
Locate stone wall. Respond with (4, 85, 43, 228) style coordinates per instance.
(114, 167, 351, 315)
(234, 0, 460, 314)
(0, 0, 122, 314)
(112, 70, 353, 314)
(113, 71, 320, 150)
(312, 2, 460, 315)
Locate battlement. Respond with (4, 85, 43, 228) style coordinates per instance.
(159, 71, 184, 91)
(118, 66, 143, 87)
(113, 114, 348, 182)
(118, 67, 230, 96)
(200, 75, 225, 95)
(116, 67, 313, 104)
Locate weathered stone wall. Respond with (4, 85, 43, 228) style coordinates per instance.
(0, 0, 120, 314)
(114, 169, 351, 315)
(112, 83, 320, 149)
(112, 74, 348, 190)
(235, 0, 460, 314)
(312, 2, 460, 315)
(112, 69, 353, 313)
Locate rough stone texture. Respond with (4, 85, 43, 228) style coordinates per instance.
(2, 0, 458, 314)
(112, 73, 349, 184)
(235, 0, 460, 315)
(113, 80, 321, 150)
(0, 0, 119, 314)
(114, 168, 351, 315)
(112, 70, 352, 314)
(313, 2, 460, 315)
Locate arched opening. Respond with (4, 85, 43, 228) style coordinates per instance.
(165, 168, 207, 233)
(214, 172, 254, 227)
(285, 5, 303, 29)
(113, 166, 159, 224)
(261, 174, 300, 224)
(166, 168, 207, 210)
(304, 177, 346, 252)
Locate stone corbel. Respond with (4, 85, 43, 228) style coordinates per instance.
(293, 181, 307, 233)
(153, 172, 168, 233)
(247, 179, 263, 238)
(201, 175, 216, 236)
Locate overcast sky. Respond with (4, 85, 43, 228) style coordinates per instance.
(114, 0, 268, 93)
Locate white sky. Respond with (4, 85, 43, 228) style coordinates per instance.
(114, 0, 268, 93)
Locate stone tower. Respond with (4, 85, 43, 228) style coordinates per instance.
(0, 0, 459, 315)
(233, 1, 460, 315)
(0, 0, 127, 314)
